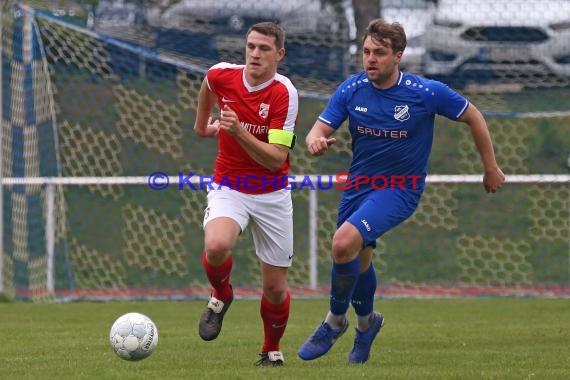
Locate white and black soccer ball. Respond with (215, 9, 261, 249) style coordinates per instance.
(109, 312, 159, 361)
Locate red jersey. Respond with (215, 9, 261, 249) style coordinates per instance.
(206, 63, 298, 194)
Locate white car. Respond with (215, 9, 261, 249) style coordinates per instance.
(380, 0, 437, 74)
(423, 0, 570, 87)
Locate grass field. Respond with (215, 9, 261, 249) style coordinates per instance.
(1, 298, 569, 379)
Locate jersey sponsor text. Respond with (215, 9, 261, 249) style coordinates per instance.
(241, 122, 268, 135)
(356, 126, 408, 138)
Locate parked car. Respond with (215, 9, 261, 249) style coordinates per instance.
(145, 0, 358, 81)
(380, 0, 437, 74)
(92, 0, 154, 47)
(423, 0, 570, 87)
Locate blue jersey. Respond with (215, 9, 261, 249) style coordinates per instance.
(319, 71, 468, 197)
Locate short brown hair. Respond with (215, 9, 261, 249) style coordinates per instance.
(247, 22, 286, 50)
(362, 19, 407, 53)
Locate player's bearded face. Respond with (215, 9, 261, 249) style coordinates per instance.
(362, 36, 401, 84)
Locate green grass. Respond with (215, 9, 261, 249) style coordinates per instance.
(1, 298, 569, 379)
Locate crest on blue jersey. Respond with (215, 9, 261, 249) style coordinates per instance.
(394, 105, 410, 122)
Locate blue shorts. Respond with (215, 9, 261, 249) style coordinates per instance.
(337, 189, 422, 248)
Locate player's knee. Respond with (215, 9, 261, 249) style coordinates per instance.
(262, 286, 288, 304)
(204, 238, 232, 263)
(331, 235, 359, 263)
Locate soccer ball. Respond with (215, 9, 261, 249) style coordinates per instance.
(109, 312, 159, 361)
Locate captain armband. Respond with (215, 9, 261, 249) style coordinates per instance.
(268, 129, 296, 149)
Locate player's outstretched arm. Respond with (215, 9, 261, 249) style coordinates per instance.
(306, 121, 336, 157)
(193, 78, 220, 138)
(458, 103, 506, 193)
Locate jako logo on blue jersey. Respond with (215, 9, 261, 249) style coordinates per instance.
(394, 105, 410, 121)
(355, 106, 368, 112)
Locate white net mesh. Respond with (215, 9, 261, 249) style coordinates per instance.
(1, 1, 569, 301)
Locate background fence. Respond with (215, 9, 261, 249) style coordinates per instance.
(1, 0, 569, 301)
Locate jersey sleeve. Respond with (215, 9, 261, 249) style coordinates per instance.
(205, 66, 221, 95)
(268, 81, 298, 149)
(205, 62, 238, 96)
(317, 80, 351, 130)
(429, 80, 469, 120)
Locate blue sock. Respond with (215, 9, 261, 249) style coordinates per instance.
(351, 263, 377, 317)
(329, 258, 360, 315)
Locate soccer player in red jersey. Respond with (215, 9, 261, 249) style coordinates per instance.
(193, 22, 298, 367)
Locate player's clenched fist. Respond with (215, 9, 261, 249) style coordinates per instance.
(307, 137, 336, 156)
(483, 167, 506, 193)
(219, 105, 241, 136)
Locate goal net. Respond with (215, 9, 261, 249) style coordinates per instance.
(1, 2, 569, 301)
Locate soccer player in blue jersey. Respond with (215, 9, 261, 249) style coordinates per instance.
(297, 19, 505, 364)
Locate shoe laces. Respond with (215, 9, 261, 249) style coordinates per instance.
(203, 308, 215, 322)
(352, 333, 367, 351)
(353, 315, 378, 349)
(312, 323, 333, 341)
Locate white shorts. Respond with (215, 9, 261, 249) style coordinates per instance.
(203, 184, 294, 267)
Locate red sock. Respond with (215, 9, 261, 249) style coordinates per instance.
(201, 251, 233, 302)
(260, 292, 290, 352)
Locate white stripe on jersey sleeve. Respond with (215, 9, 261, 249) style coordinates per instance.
(318, 116, 333, 125)
(456, 100, 470, 119)
(206, 63, 244, 91)
(210, 62, 245, 70)
(274, 73, 298, 133)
